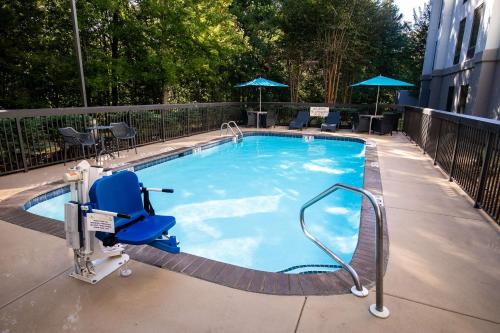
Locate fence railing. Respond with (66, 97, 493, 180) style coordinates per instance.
(0, 102, 400, 176)
(403, 106, 500, 224)
(0, 103, 245, 175)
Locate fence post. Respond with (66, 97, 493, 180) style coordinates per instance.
(474, 132, 493, 208)
(187, 108, 191, 135)
(161, 109, 166, 142)
(15, 118, 28, 172)
(449, 121, 461, 181)
(423, 114, 432, 154)
(433, 119, 443, 166)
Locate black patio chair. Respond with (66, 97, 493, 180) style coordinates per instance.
(289, 111, 310, 130)
(321, 111, 340, 132)
(265, 111, 277, 128)
(372, 113, 399, 135)
(247, 111, 256, 127)
(352, 113, 370, 132)
(58, 127, 97, 165)
(110, 122, 137, 156)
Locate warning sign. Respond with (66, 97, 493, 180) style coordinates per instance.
(309, 107, 329, 117)
(86, 213, 115, 233)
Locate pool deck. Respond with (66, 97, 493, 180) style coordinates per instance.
(0, 128, 499, 332)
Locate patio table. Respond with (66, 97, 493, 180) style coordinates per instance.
(360, 115, 383, 135)
(85, 125, 115, 162)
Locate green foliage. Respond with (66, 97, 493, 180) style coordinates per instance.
(0, 0, 429, 108)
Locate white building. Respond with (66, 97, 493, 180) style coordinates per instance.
(419, 0, 499, 119)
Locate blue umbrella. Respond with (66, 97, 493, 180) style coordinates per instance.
(351, 75, 414, 115)
(236, 77, 288, 113)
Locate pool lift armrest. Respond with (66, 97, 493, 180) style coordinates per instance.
(140, 185, 174, 216)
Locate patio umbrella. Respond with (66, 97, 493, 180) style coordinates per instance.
(351, 75, 414, 115)
(236, 77, 288, 113)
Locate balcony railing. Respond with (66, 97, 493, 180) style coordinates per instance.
(403, 106, 500, 224)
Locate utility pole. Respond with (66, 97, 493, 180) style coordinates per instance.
(70, 0, 88, 107)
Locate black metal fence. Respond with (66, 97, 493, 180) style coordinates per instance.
(403, 106, 500, 224)
(0, 103, 244, 175)
(0, 101, 400, 176)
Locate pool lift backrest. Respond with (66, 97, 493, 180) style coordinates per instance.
(63, 161, 131, 284)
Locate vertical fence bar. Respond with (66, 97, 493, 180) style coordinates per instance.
(433, 119, 442, 165)
(449, 122, 461, 182)
(474, 131, 493, 208)
(15, 118, 28, 172)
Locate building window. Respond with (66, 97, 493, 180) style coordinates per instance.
(454, 18, 466, 64)
(446, 86, 455, 111)
(467, 4, 484, 59)
(457, 85, 469, 114)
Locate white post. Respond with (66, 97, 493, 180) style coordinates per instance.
(258, 87, 262, 128)
(375, 86, 380, 115)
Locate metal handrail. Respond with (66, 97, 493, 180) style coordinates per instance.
(220, 121, 243, 140)
(228, 121, 243, 138)
(299, 183, 389, 318)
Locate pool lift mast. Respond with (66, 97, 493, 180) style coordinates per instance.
(63, 161, 131, 284)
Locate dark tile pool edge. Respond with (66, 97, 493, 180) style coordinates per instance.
(0, 131, 388, 296)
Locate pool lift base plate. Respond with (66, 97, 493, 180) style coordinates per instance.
(70, 254, 130, 284)
(369, 304, 390, 319)
(351, 286, 369, 297)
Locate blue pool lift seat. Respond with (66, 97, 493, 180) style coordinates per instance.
(88, 170, 179, 253)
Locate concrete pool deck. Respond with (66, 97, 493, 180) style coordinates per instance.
(0, 128, 499, 332)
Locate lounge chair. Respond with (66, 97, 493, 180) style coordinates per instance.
(89, 170, 179, 253)
(58, 127, 97, 165)
(321, 111, 340, 132)
(289, 111, 310, 130)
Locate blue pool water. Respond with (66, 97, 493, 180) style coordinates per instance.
(28, 135, 365, 273)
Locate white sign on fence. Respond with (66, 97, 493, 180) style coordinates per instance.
(309, 106, 330, 117)
(86, 213, 115, 233)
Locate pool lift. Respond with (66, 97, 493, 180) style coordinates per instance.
(63, 161, 180, 284)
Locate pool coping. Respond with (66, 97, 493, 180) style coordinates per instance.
(0, 131, 388, 296)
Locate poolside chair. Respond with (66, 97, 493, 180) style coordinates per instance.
(372, 113, 399, 135)
(89, 170, 179, 253)
(247, 111, 256, 127)
(110, 122, 137, 156)
(289, 111, 310, 130)
(351, 113, 370, 133)
(58, 127, 97, 165)
(320, 111, 340, 132)
(265, 111, 277, 128)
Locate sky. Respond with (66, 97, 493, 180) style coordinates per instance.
(395, 0, 429, 22)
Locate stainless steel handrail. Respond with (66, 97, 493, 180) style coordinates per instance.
(299, 183, 389, 318)
(220, 122, 243, 140)
(228, 121, 243, 138)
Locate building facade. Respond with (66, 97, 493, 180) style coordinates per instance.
(419, 0, 499, 119)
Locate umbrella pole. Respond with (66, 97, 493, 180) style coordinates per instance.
(375, 86, 380, 116)
(258, 87, 262, 128)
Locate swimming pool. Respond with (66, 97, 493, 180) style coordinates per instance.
(27, 135, 365, 273)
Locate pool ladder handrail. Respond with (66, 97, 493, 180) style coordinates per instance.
(299, 183, 390, 319)
(220, 121, 243, 141)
